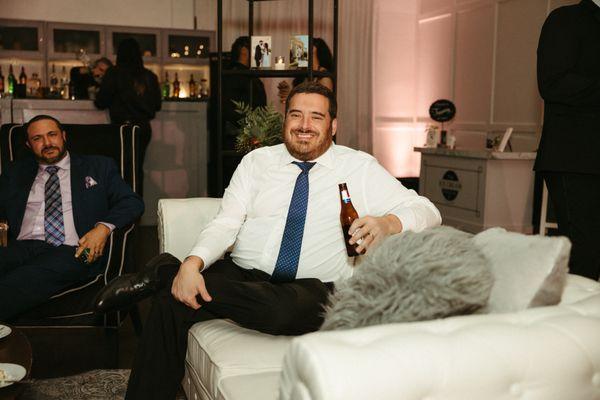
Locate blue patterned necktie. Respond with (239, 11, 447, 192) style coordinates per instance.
(44, 166, 65, 246)
(271, 161, 316, 282)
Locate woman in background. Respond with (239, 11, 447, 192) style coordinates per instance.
(278, 38, 333, 102)
(95, 38, 161, 196)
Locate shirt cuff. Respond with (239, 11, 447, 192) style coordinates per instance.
(96, 222, 116, 233)
(188, 246, 218, 271)
(390, 209, 416, 233)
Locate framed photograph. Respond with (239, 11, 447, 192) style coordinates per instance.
(289, 35, 308, 68)
(251, 36, 272, 68)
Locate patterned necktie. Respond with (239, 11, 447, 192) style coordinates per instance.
(44, 166, 65, 246)
(271, 161, 316, 282)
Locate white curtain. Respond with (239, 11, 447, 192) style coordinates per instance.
(198, 0, 373, 152)
(336, 0, 374, 152)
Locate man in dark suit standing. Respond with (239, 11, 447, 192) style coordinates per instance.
(0, 115, 144, 320)
(535, 0, 600, 280)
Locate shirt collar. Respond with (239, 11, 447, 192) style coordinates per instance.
(39, 151, 70, 173)
(278, 143, 336, 170)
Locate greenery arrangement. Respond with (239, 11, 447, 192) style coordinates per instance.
(233, 100, 284, 154)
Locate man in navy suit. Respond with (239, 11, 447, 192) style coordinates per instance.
(0, 115, 144, 321)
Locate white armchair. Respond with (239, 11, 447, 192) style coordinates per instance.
(158, 198, 600, 400)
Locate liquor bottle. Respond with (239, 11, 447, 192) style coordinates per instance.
(200, 78, 209, 98)
(19, 66, 27, 85)
(162, 72, 171, 99)
(28, 72, 41, 97)
(60, 66, 69, 99)
(188, 74, 197, 98)
(0, 66, 4, 95)
(172, 73, 180, 98)
(7, 65, 16, 95)
(338, 183, 360, 257)
(49, 64, 59, 95)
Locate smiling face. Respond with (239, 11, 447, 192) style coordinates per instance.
(26, 118, 67, 165)
(283, 93, 337, 161)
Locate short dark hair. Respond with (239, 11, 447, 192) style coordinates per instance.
(93, 57, 113, 69)
(25, 114, 64, 136)
(230, 36, 250, 63)
(285, 81, 337, 119)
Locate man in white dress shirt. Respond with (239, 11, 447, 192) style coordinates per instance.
(124, 82, 441, 400)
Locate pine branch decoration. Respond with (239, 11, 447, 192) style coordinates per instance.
(233, 100, 284, 154)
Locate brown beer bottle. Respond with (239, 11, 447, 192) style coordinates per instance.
(339, 183, 360, 257)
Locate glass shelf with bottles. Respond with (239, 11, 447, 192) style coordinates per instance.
(0, 59, 47, 99)
(161, 64, 210, 101)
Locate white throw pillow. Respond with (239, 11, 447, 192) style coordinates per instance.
(474, 227, 571, 313)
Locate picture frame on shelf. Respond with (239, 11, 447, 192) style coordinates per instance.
(289, 35, 308, 68)
(251, 36, 272, 68)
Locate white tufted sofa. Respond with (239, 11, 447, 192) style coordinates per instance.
(158, 198, 600, 400)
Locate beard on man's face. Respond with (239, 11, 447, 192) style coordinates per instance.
(284, 124, 333, 161)
(35, 144, 67, 164)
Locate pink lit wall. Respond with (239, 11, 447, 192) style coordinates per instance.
(373, 0, 423, 178)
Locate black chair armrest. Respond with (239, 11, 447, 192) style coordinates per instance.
(103, 223, 137, 284)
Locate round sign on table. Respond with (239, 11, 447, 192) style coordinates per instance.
(429, 99, 456, 122)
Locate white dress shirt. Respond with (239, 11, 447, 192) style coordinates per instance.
(18, 153, 80, 246)
(189, 143, 441, 282)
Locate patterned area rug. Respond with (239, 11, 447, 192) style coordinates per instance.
(20, 369, 186, 400)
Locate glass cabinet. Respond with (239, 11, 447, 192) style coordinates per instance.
(0, 19, 214, 101)
(164, 30, 211, 62)
(107, 26, 161, 64)
(48, 23, 105, 60)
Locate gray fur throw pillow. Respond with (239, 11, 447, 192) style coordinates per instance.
(320, 226, 493, 331)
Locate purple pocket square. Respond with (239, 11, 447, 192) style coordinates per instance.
(85, 176, 98, 189)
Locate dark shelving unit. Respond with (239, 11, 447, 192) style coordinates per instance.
(211, 0, 338, 196)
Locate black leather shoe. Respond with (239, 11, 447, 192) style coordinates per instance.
(94, 253, 181, 313)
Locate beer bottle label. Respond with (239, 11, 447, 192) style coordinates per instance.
(341, 190, 351, 204)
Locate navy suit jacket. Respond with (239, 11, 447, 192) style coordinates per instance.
(0, 153, 144, 241)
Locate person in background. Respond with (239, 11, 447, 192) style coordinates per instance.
(70, 57, 113, 100)
(535, 0, 600, 281)
(95, 38, 162, 196)
(278, 38, 334, 103)
(0, 115, 144, 321)
(217, 36, 268, 189)
(222, 35, 268, 145)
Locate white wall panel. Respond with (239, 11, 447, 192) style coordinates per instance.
(453, 3, 494, 125)
(421, 0, 454, 15)
(0, 0, 191, 28)
(549, 0, 578, 11)
(374, 3, 417, 119)
(416, 13, 454, 118)
(373, 124, 425, 178)
(492, 0, 546, 125)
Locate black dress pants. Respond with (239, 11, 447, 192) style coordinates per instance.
(543, 172, 600, 280)
(0, 240, 102, 321)
(125, 255, 333, 400)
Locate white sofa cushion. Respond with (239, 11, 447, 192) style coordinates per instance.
(217, 372, 280, 400)
(186, 319, 292, 400)
(474, 228, 571, 313)
(279, 275, 600, 400)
